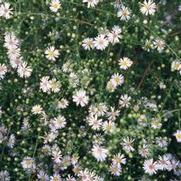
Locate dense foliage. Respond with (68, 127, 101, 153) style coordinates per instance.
(0, 0, 181, 180)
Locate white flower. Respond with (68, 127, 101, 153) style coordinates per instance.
(79, 169, 96, 181)
(171, 61, 181, 72)
(0, 170, 10, 181)
(111, 73, 124, 86)
(139, 145, 149, 158)
(106, 107, 120, 121)
(119, 57, 133, 70)
(10, 57, 23, 69)
(103, 120, 116, 133)
(143, 159, 158, 175)
(73, 90, 89, 107)
(91, 145, 108, 162)
(153, 38, 165, 52)
(109, 164, 122, 176)
(57, 98, 69, 109)
(112, 153, 126, 166)
(17, 62, 32, 78)
(4, 32, 19, 50)
(49, 79, 61, 93)
(82, 38, 94, 50)
(119, 94, 131, 108)
(83, 0, 99, 8)
(50, 115, 66, 131)
(94, 35, 109, 50)
(0, 2, 13, 19)
(21, 157, 36, 171)
(50, 0, 61, 13)
(107, 26, 122, 44)
(40, 76, 51, 93)
(50, 173, 62, 181)
(32, 105, 43, 115)
(157, 155, 171, 171)
(173, 130, 181, 143)
(121, 137, 134, 152)
(37, 170, 49, 181)
(140, 0, 156, 16)
(87, 114, 102, 130)
(45, 46, 59, 61)
(117, 6, 131, 21)
(0, 64, 7, 79)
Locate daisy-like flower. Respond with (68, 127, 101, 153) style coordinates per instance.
(111, 73, 124, 86)
(49, 0, 61, 13)
(50, 115, 66, 131)
(103, 120, 116, 133)
(106, 107, 120, 121)
(0, 2, 13, 19)
(119, 57, 133, 70)
(50, 173, 62, 181)
(107, 26, 122, 44)
(94, 35, 109, 50)
(45, 46, 59, 61)
(121, 137, 134, 152)
(119, 94, 131, 108)
(109, 163, 122, 176)
(91, 145, 108, 162)
(31, 105, 43, 115)
(153, 38, 165, 52)
(0, 64, 7, 79)
(171, 61, 181, 72)
(157, 155, 171, 171)
(37, 170, 49, 181)
(82, 38, 94, 50)
(73, 90, 89, 107)
(140, 0, 156, 16)
(40, 76, 51, 93)
(83, 0, 99, 8)
(0, 170, 10, 181)
(21, 157, 36, 171)
(143, 159, 158, 175)
(112, 153, 126, 166)
(139, 144, 149, 158)
(57, 98, 69, 109)
(173, 130, 181, 143)
(78, 169, 96, 181)
(49, 79, 61, 93)
(17, 62, 32, 78)
(87, 114, 103, 130)
(117, 6, 131, 21)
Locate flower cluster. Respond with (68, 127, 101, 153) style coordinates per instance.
(0, 0, 180, 180)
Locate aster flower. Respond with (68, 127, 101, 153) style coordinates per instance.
(140, 0, 157, 16)
(45, 46, 60, 61)
(109, 163, 122, 176)
(117, 6, 131, 21)
(173, 130, 181, 143)
(93, 35, 109, 50)
(119, 94, 131, 108)
(31, 105, 43, 115)
(143, 159, 158, 175)
(83, 0, 100, 8)
(82, 38, 94, 50)
(73, 89, 89, 107)
(17, 62, 32, 78)
(21, 157, 36, 171)
(0, 2, 13, 19)
(91, 145, 108, 162)
(0, 64, 7, 79)
(49, 0, 61, 13)
(119, 57, 133, 70)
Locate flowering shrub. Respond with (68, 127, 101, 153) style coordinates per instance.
(0, 0, 181, 180)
